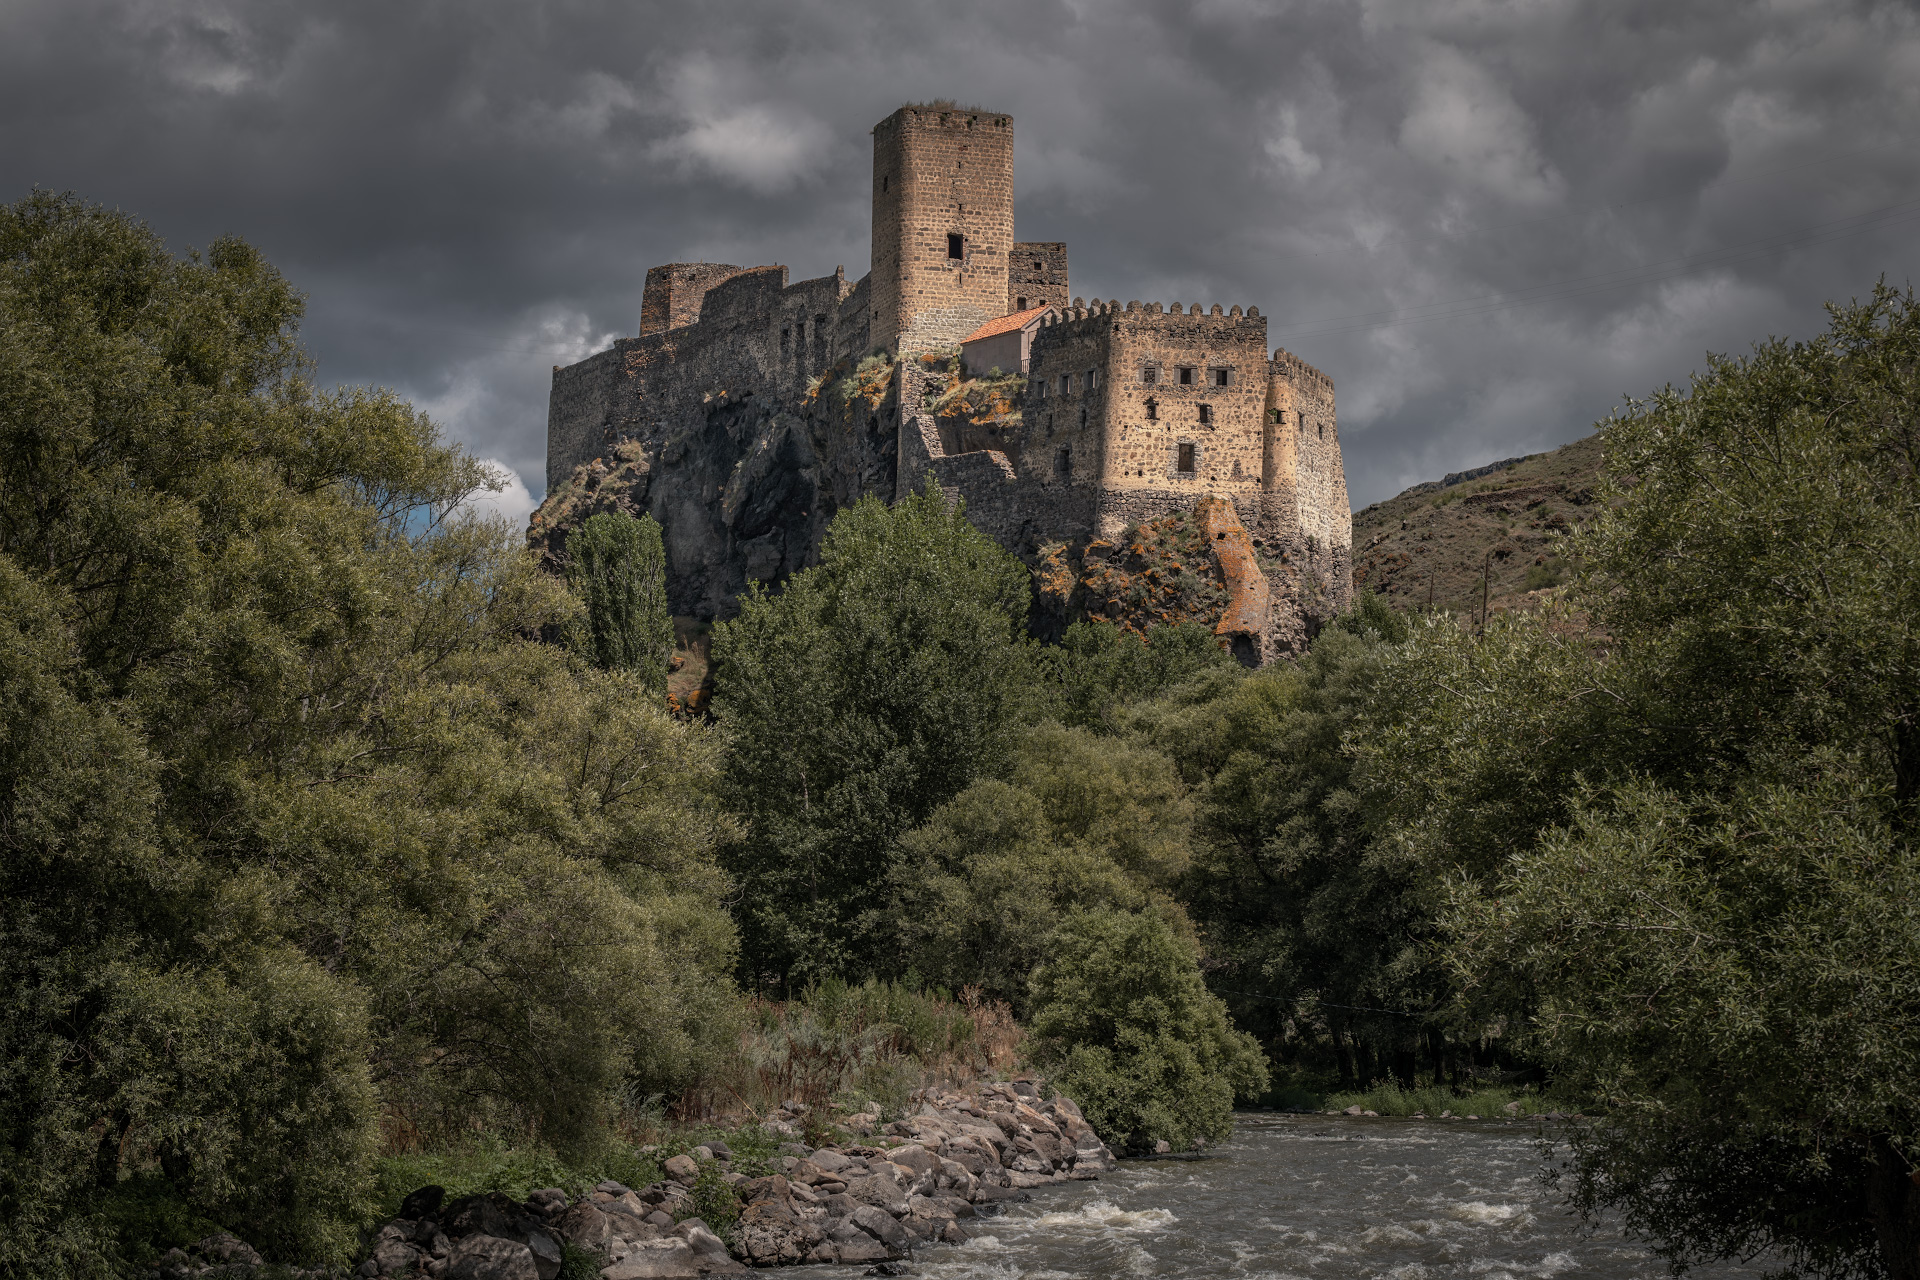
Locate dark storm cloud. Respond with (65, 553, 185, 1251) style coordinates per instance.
(5, 0, 1917, 514)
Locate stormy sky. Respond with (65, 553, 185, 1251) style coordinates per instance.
(5, 0, 1917, 517)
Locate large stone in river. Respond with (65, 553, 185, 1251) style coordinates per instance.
(849, 1205, 910, 1254)
(599, 1238, 701, 1279)
(734, 1198, 818, 1266)
(808, 1148, 854, 1174)
(842, 1172, 908, 1216)
(443, 1233, 537, 1280)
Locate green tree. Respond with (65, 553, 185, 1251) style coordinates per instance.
(0, 193, 739, 1275)
(565, 510, 674, 686)
(1024, 618, 1240, 730)
(711, 489, 1032, 987)
(888, 722, 1192, 1010)
(1026, 908, 1268, 1153)
(1139, 595, 1438, 1087)
(1367, 285, 1920, 1279)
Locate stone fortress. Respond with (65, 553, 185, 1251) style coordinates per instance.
(538, 103, 1352, 661)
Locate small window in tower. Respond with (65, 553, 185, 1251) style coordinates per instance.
(1016, 297, 1028, 311)
(1055, 447, 1072, 479)
(1267, 408, 1280, 424)
(781, 327, 790, 356)
(1319, 422, 1325, 439)
(882, 175, 889, 192)
(1033, 260, 1043, 270)
(1141, 365, 1157, 385)
(1212, 367, 1230, 387)
(1145, 398, 1158, 421)
(1178, 366, 1195, 385)
(947, 233, 965, 260)
(1087, 369, 1099, 390)
(1061, 374, 1073, 396)
(1177, 443, 1196, 473)
(1198, 404, 1213, 425)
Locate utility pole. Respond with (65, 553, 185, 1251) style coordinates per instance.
(1478, 549, 1493, 635)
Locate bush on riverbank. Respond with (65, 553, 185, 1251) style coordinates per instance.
(1027, 910, 1268, 1152)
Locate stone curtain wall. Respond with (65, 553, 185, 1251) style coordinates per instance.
(1008, 242, 1069, 313)
(545, 265, 877, 492)
(870, 107, 1016, 357)
(896, 356, 1101, 556)
(541, 260, 892, 618)
(546, 345, 630, 494)
(640, 263, 747, 337)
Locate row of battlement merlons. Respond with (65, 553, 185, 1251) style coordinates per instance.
(1039, 298, 1260, 322)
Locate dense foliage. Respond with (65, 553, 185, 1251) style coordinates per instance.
(0, 194, 739, 1275)
(1026, 908, 1267, 1153)
(565, 510, 674, 685)
(711, 489, 1033, 986)
(12, 184, 1915, 1280)
(1410, 286, 1920, 1280)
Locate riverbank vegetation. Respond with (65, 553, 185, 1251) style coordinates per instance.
(4, 193, 1915, 1280)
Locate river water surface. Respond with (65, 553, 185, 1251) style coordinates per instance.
(815, 1113, 1764, 1280)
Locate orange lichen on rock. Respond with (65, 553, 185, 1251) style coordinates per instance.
(1196, 496, 1270, 666)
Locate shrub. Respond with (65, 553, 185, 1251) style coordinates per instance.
(1026, 909, 1267, 1152)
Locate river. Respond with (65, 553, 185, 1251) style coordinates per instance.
(812, 1112, 1765, 1279)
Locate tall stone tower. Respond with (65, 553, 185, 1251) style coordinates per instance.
(870, 105, 1015, 358)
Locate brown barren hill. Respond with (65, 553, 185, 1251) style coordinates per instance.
(1351, 434, 1605, 624)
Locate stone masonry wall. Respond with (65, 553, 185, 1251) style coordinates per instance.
(640, 263, 747, 337)
(1008, 242, 1068, 313)
(1021, 300, 1271, 541)
(871, 106, 1016, 357)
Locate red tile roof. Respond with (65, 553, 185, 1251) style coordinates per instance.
(959, 305, 1054, 345)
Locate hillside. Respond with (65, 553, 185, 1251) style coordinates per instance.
(1350, 433, 1605, 623)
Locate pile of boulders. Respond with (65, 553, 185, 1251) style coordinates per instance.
(144, 1079, 1115, 1280)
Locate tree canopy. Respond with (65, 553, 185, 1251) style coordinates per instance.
(0, 192, 739, 1275)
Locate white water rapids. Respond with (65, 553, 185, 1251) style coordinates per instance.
(793, 1112, 1764, 1279)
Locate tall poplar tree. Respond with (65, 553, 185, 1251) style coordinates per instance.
(565, 511, 675, 688)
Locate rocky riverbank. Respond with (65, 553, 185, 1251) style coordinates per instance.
(147, 1079, 1115, 1280)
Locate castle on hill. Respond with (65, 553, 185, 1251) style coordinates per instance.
(539, 103, 1352, 661)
